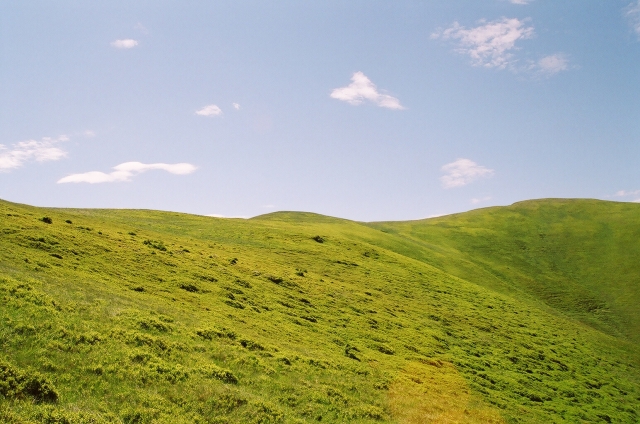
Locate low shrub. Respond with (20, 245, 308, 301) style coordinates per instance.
(199, 364, 238, 384)
(195, 327, 237, 341)
(224, 299, 245, 309)
(376, 344, 395, 355)
(344, 344, 360, 361)
(143, 239, 166, 251)
(179, 283, 199, 293)
(75, 331, 102, 345)
(252, 401, 284, 424)
(208, 393, 247, 412)
(139, 318, 172, 333)
(344, 405, 386, 421)
(0, 359, 59, 403)
(240, 339, 265, 351)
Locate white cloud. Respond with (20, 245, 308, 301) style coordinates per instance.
(626, 1, 640, 38)
(134, 23, 149, 34)
(233, 103, 241, 110)
(196, 104, 223, 116)
(330, 72, 405, 110)
(0, 135, 68, 172)
(57, 161, 197, 184)
(537, 53, 568, 74)
(111, 39, 138, 49)
(614, 189, 640, 198)
(440, 158, 494, 189)
(432, 18, 534, 69)
(84, 130, 96, 137)
(471, 196, 492, 204)
(508, 0, 531, 4)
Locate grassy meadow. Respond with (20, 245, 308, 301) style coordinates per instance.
(0, 198, 639, 423)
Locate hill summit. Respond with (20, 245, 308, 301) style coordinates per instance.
(1, 198, 639, 423)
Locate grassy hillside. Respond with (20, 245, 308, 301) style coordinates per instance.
(366, 199, 640, 342)
(0, 198, 639, 423)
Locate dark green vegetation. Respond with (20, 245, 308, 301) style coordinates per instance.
(0, 198, 638, 423)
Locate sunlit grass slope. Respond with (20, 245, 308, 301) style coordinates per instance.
(0, 198, 639, 423)
(367, 199, 640, 342)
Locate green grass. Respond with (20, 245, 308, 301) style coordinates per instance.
(0, 198, 638, 423)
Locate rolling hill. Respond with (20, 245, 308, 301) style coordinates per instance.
(0, 198, 638, 423)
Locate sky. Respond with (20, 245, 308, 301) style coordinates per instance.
(1, 1, 639, 221)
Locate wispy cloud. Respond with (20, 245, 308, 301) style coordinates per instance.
(233, 103, 241, 110)
(111, 39, 138, 49)
(196, 104, 223, 116)
(432, 18, 534, 69)
(626, 1, 640, 38)
(433, 18, 571, 76)
(615, 189, 640, 197)
(331, 72, 405, 110)
(471, 196, 492, 204)
(440, 158, 494, 189)
(0, 135, 69, 172)
(613, 189, 640, 203)
(134, 23, 149, 34)
(57, 162, 197, 184)
(537, 53, 569, 75)
(508, 0, 532, 4)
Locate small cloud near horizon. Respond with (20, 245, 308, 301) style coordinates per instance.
(57, 162, 197, 184)
(0, 135, 69, 172)
(111, 39, 138, 49)
(196, 104, 223, 116)
(440, 158, 494, 189)
(331, 72, 405, 110)
(614, 189, 640, 197)
(508, 0, 532, 4)
(613, 189, 640, 203)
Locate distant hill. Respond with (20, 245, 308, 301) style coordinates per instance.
(1, 198, 638, 423)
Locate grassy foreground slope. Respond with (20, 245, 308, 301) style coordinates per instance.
(0, 198, 639, 423)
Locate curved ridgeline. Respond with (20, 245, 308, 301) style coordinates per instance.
(1, 198, 638, 423)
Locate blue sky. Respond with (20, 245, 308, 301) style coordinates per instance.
(1, 1, 639, 221)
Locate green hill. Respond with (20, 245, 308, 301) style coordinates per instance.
(366, 199, 640, 343)
(0, 198, 638, 423)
